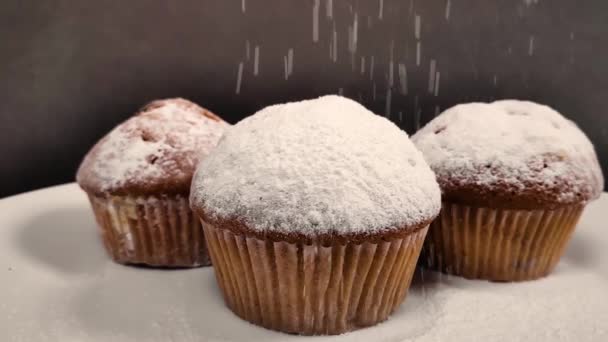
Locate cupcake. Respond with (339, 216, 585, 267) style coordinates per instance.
(77, 98, 228, 267)
(412, 100, 604, 281)
(190, 95, 441, 335)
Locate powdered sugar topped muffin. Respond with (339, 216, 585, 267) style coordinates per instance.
(412, 100, 603, 209)
(77, 98, 228, 267)
(191, 95, 440, 335)
(192, 95, 440, 239)
(413, 100, 603, 281)
(78, 98, 228, 196)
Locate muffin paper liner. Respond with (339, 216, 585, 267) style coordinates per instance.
(88, 194, 209, 267)
(202, 222, 428, 335)
(421, 202, 584, 281)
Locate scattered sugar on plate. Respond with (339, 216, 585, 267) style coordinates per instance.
(191, 95, 441, 236)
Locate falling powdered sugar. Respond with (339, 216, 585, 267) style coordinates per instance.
(191, 95, 441, 236)
(77, 98, 228, 194)
(412, 100, 604, 204)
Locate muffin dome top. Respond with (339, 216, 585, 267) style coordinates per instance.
(77, 98, 228, 196)
(412, 100, 604, 209)
(191, 95, 441, 240)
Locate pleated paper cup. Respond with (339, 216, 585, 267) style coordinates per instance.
(87, 194, 209, 267)
(202, 222, 428, 335)
(421, 202, 585, 281)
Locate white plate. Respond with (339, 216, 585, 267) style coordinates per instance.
(0, 184, 607, 342)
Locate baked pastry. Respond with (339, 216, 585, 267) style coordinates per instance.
(77, 98, 228, 267)
(412, 100, 604, 281)
(190, 95, 441, 334)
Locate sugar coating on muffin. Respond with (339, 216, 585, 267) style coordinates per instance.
(412, 100, 604, 208)
(77, 98, 228, 195)
(191, 95, 441, 236)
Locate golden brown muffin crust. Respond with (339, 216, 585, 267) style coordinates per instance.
(77, 98, 228, 197)
(413, 100, 604, 210)
(194, 206, 433, 246)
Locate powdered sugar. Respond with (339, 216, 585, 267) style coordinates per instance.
(191, 95, 441, 236)
(412, 100, 604, 203)
(77, 99, 228, 193)
(401, 268, 608, 342)
(2, 184, 607, 341)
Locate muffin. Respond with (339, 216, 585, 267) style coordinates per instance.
(77, 98, 228, 267)
(412, 100, 604, 281)
(190, 95, 441, 335)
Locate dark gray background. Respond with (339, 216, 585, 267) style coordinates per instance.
(1, 0, 607, 197)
